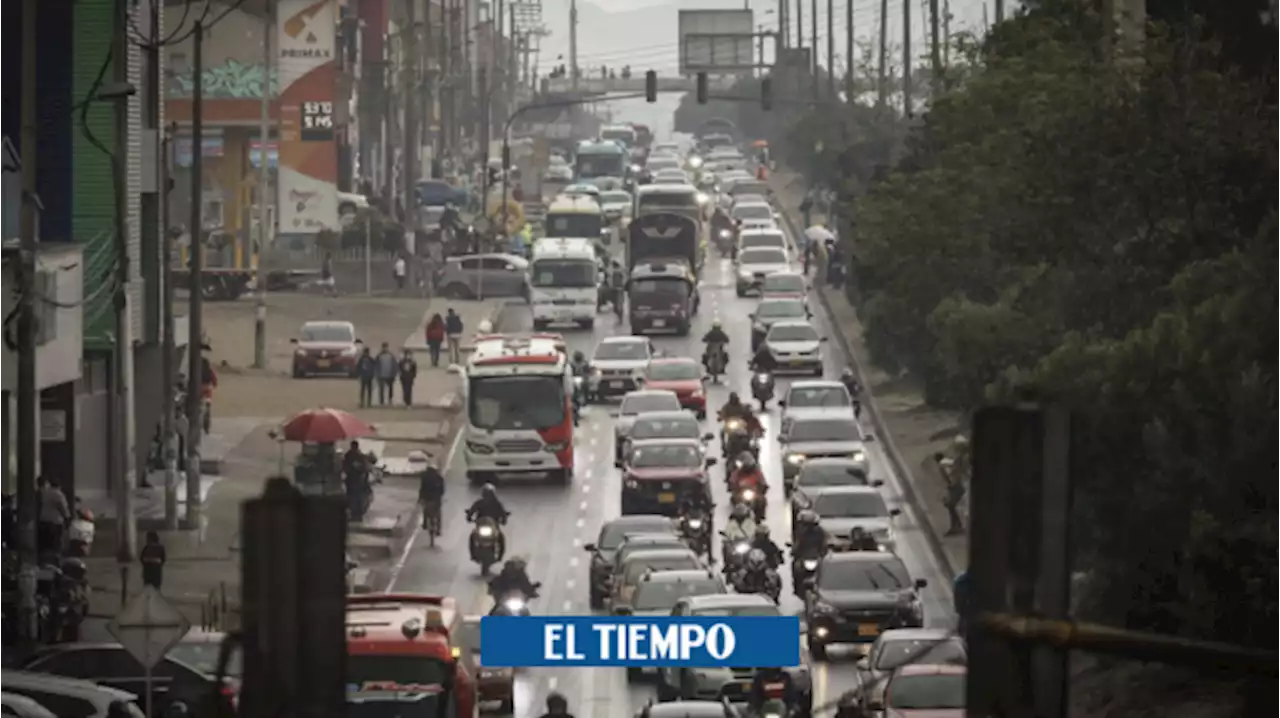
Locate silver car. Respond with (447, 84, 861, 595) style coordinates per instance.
(791, 484, 900, 551)
(761, 319, 827, 375)
(657, 594, 812, 709)
(613, 390, 683, 460)
(779, 413, 871, 483)
(588, 336, 654, 399)
(750, 297, 809, 351)
(851, 628, 968, 712)
(735, 247, 791, 296)
(599, 190, 632, 223)
(736, 228, 789, 257)
(437, 253, 529, 300)
(731, 201, 779, 231)
(779, 380, 855, 435)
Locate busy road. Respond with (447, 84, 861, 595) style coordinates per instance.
(389, 224, 955, 716)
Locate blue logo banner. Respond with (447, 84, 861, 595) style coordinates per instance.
(478, 616, 802, 668)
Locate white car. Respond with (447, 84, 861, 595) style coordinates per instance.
(792, 485, 899, 552)
(780, 414, 871, 483)
(599, 189, 632, 223)
(731, 201, 779, 231)
(779, 380, 856, 434)
(589, 336, 654, 400)
(735, 247, 791, 296)
(654, 168, 691, 184)
(737, 228, 789, 257)
(761, 319, 827, 375)
(613, 390, 684, 459)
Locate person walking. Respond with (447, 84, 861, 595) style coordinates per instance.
(393, 253, 407, 292)
(399, 350, 419, 406)
(37, 476, 70, 554)
(375, 343, 399, 405)
(320, 252, 336, 296)
(445, 308, 464, 364)
(140, 531, 167, 590)
(355, 347, 376, 407)
(424, 313, 446, 367)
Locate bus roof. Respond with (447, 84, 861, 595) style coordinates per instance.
(346, 593, 459, 658)
(576, 141, 626, 155)
(532, 237, 596, 260)
(547, 196, 602, 214)
(636, 183, 698, 196)
(468, 334, 569, 375)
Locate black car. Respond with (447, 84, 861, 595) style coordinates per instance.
(584, 515, 679, 609)
(803, 553, 927, 660)
(19, 642, 229, 715)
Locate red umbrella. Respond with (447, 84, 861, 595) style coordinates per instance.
(281, 408, 376, 443)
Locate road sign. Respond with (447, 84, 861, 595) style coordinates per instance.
(107, 587, 192, 669)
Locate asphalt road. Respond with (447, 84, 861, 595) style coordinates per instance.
(389, 236, 955, 717)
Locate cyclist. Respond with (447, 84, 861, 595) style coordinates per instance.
(417, 453, 445, 538)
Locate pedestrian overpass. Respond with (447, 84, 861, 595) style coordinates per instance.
(542, 75, 736, 96)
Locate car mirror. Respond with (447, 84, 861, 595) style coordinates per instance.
(354, 338, 364, 344)
(613, 606, 633, 615)
(289, 338, 299, 344)
(583, 543, 597, 552)
(609, 410, 620, 418)
(863, 434, 876, 443)
(705, 458, 718, 467)
(614, 460, 623, 469)
(889, 508, 903, 517)
(635, 377, 645, 384)
(819, 337, 829, 342)
(871, 479, 885, 487)
(855, 656, 870, 670)
(777, 400, 786, 407)
(702, 432, 715, 441)
(914, 578, 928, 589)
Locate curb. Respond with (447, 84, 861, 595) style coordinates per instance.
(774, 188, 958, 581)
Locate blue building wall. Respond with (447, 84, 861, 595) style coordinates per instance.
(4, 0, 75, 242)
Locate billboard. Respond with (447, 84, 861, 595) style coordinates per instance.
(277, 0, 339, 235)
(678, 9, 756, 75)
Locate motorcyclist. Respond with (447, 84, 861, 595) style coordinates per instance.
(466, 484, 510, 559)
(954, 569, 972, 633)
(751, 525, 784, 569)
(849, 526, 879, 552)
(342, 441, 370, 493)
(609, 261, 627, 317)
(719, 394, 763, 434)
(731, 452, 768, 496)
(701, 321, 730, 369)
(792, 510, 828, 557)
(840, 368, 864, 418)
(678, 491, 712, 516)
(751, 342, 780, 373)
(749, 667, 798, 714)
(735, 548, 774, 594)
(571, 350, 590, 377)
(489, 557, 540, 605)
(538, 692, 575, 718)
(439, 201, 461, 236)
(722, 503, 757, 563)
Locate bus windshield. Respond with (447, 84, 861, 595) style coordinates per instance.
(346, 655, 450, 718)
(602, 129, 635, 147)
(532, 259, 597, 288)
(576, 153, 625, 179)
(469, 375, 567, 430)
(638, 191, 699, 212)
(546, 213, 603, 238)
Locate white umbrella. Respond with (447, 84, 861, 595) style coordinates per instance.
(805, 226, 835, 243)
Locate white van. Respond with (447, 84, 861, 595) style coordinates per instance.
(545, 196, 605, 240)
(530, 237, 600, 329)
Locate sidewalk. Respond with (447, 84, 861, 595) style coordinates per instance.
(770, 167, 968, 577)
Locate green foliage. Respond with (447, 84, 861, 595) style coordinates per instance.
(815, 0, 1277, 678)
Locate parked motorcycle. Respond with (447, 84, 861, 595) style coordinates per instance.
(469, 515, 506, 576)
(751, 370, 775, 411)
(36, 555, 88, 643)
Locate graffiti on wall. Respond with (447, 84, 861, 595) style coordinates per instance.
(167, 61, 280, 99)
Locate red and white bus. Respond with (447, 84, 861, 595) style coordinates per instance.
(453, 333, 574, 484)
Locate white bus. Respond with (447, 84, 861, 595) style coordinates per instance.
(545, 195, 605, 239)
(530, 237, 599, 330)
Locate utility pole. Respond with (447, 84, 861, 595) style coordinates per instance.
(995, 0, 1004, 23)
(185, 20, 206, 530)
(112, 0, 138, 569)
(569, 0, 578, 90)
(794, 0, 803, 53)
(424, 0, 435, 177)
(254, 0, 273, 370)
(778, 0, 787, 50)
(929, 0, 942, 93)
(809, 0, 817, 92)
(825, 0, 834, 97)
(17, 0, 42, 652)
(405, 0, 419, 241)
(479, 67, 490, 213)
(902, 0, 913, 117)
(437, 0, 447, 163)
(876, 0, 888, 107)
(943, 0, 951, 66)
(161, 123, 178, 530)
(844, 0, 854, 101)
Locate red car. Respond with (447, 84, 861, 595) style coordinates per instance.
(638, 358, 707, 419)
(291, 320, 363, 377)
(619, 439, 715, 516)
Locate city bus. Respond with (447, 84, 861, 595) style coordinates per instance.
(601, 124, 637, 149)
(452, 334, 575, 484)
(574, 140, 629, 183)
(345, 593, 476, 718)
(544, 195, 605, 239)
(530, 237, 599, 330)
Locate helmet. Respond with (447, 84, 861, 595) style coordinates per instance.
(712, 319, 722, 329)
(737, 453, 757, 471)
(477, 319, 494, 333)
(746, 548, 766, 568)
(731, 503, 750, 521)
(850, 526, 866, 538)
(841, 368, 854, 380)
(728, 392, 741, 405)
(754, 524, 770, 538)
(506, 557, 527, 569)
(546, 692, 569, 712)
(573, 350, 585, 362)
(798, 509, 819, 526)
(482, 483, 497, 498)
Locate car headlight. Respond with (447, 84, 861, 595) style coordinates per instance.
(811, 599, 838, 615)
(466, 441, 495, 455)
(852, 450, 867, 463)
(477, 525, 496, 538)
(544, 442, 568, 453)
(625, 479, 638, 489)
(786, 453, 806, 465)
(503, 598, 526, 612)
(691, 389, 704, 398)
(687, 518, 703, 529)
(341, 346, 358, 356)
(695, 192, 709, 204)
(802, 558, 819, 571)
(755, 372, 771, 382)
(592, 368, 603, 378)
(733, 541, 751, 555)
(740, 489, 756, 501)
(295, 349, 307, 357)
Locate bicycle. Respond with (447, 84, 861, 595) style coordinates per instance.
(422, 499, 443, 546)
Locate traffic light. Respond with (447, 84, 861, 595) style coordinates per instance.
(645, 70, 657, 103)
(761, 78, 773, 111)
(696, 72, 708, 104)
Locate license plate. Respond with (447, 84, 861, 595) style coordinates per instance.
(605, 380, 622, 388)
(653, 319, 666, 328)
(790, 359, 806, 366)
(858, 623, 880, 637)
(658, 492, 676, 503)
(316, 360, 331, 368)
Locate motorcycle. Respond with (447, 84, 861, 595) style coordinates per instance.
(680, 508, 713, 561)
(702, 345, 727, 381)
(719, 526, 754, 575)
(66, 503, 96, 558)
(728, 473, 768, 521)
(720, 417, 761, 460)
(788, 544, 824, 597)
(490, 586, 540, 616)
(751, 370, 775, 411)
(37, 556, 88, 643)
(468, 515, 507, 575)
(733, 564, 782, 603)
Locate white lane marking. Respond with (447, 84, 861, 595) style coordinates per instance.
(582, 467, 593, 479)
(569, 556, 579, 568)
(582, 483, 591, 494)
(562, 600, 572, 611)
(386, 428, 465, 591)
(590, 437, 598, 446)
(548, 677, 559, 691)
(579, 500, 588, 511)
(566, 579, 576, 590)
(572, 537, 581, 547)
(576, 518, 586, 528)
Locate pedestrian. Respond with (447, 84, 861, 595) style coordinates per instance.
(140, 531, 167, 590)
(320, 252, 336, 296)
(356, 347, 376, 407)
(375, 342, 399, 405)
(393, 253, 407, 291)
(445, 308, 464, 364)
(936, 451, 967, 535)
(399, 350, 419, 406)
(425, 313, 446, 367)
(36, 476, 70, 554)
